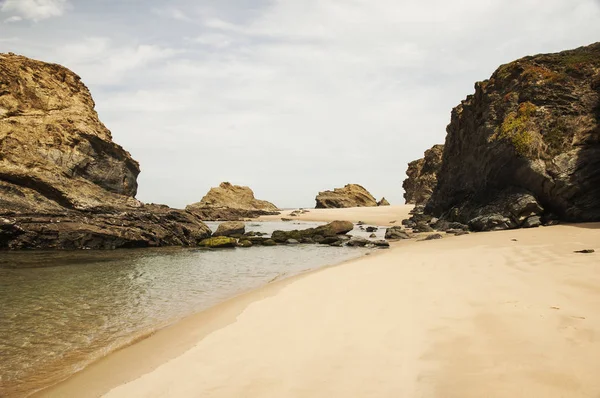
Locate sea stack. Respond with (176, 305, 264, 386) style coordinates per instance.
(315, 184, 378, 208)
(0, 53, 212, 249)
(186, 182, 280, 220)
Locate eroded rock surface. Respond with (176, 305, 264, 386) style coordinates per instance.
(186, 182, 280, 220)
(315, 184, 377, 209)
(403, 144, 444, 205)
(421, 43, 600, 228)
(0, 53, 211, 249)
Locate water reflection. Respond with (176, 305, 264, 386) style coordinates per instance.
(0, 222, 372, 397)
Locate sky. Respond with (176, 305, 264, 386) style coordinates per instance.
(1, 0, 600, 208)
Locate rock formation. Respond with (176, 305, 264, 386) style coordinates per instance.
(186, 182, 280, 221)
(402, 144, 444, 205)
(377, 197, 390, 206)
(0, 53, 212, 249)
(315, 184, 377, 208)
(421, 42, 600, 230)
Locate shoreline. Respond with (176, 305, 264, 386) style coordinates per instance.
(32, 244, 394, 398)
(35, 219, 600, 397)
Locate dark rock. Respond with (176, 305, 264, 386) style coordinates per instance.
(281, 218, 292, 222)
(385, 226, 411, 240)
(237, 240, 253, 248)
(413, 222, 434, 233)
(315, 184, 377, 208)
(320, 236, 340, 245)
(301, 237, 314, 244)
(271, 220, 353, 243)
(366, 226, 378, 232)
(199, 236, 237, 248)
(468, 214, 514, 232)
(424, 43, 600, 226)
(262, 239, 277, 246)
(373, 240, 390, 248)
(423, 233, 443, 240)
(574, 249, 595, 253)
(346, 237, 369, 247)
(369, 233, 377, 238)
(522, 216, 542, 228)
(329, 240, 343, 247)
(403, 145, 444, 205)
(214, 221, 245, 237)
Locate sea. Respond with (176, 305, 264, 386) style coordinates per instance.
(0, 221, 385, 397)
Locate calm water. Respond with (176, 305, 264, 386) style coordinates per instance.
(0, 221, 380, 397)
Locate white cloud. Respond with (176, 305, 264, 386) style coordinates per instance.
(0, 0, 69, 22)
(1, 0, 600, 207)
(3, 15, 22, 23)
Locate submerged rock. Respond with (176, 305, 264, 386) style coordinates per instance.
(315, 184, 377, 208)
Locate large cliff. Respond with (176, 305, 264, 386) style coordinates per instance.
(0, 53, 211, 249)
(422, 42, 600, 229)
(403, 144, 444, 205)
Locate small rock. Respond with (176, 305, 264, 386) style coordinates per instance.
(385, 226, 410, 240)
(522, 216, 541, 228)
(424, 234, 443, 240)
(357, 221, 365, 225)
(237, 240, 253, 248)
(373, 240, 390, 248)
(262, 239, 277, 246)
(365, 226, 378, 232)
(389, 220, 397, 224)
(320, 236, 341, 245)
(286, 239, 300, 244)
(369, 233, 377, 238)
(214, 221, 245, 237)
(281, 218, 292, 222)
(574, 249, 595, 254)
(346, 237, 369, 247)
(199, 236, 237, 248)
(329, 240, 343, 247)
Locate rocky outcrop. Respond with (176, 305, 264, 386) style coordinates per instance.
(186, 182, 280, 220)
(214, 221, 245, 237)
(377, 197, 390, 206)
(422, 42, 600, 229)
(0, 53, 212, 249)
(315, 184, 377, 208)
(403, 145, 444, 205)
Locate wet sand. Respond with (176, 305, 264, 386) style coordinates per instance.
(40, 208, 600, 398)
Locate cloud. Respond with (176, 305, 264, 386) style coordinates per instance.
(0, 0, 69, 22)
(3, 15, 22, 23)
(1, 0, 600, 208)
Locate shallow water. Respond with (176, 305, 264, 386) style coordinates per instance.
(0, 221, 381, 397)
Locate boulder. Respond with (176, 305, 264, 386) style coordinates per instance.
(262, 239, 277, 246)
(384, 226, 411, 240)
(315, 184, 377, 208)
(423, 43, 600, 226)
(270, 220, 354, 243)
(377, 197, 390, 206)
(522, 216, 542, 228)
(373, 240, 390, 248)
(186, 182, 280, 220)
(214, 221, 245, 237)
(199, 236, 237, 248)
(346, 237, 369, 247)
(0, 53, 212, 249)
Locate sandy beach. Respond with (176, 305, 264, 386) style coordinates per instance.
(258, 205, 414, 226)
(39, 208, 600, 398)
